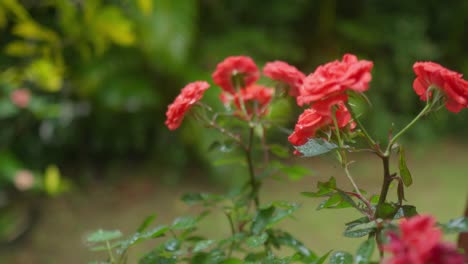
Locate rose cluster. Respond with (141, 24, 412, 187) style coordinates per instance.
(165, 55, 468, 138)
(384, 215, 465, 264)
(165, 56, 305, 129)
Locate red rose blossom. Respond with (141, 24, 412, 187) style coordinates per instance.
(165, 81, 210, 130)
(212, 56, 260, 94)
(288, 96, 353, 146)
(263, 61, 306, 96)
(413, 62, 468, 113)
(384, 215, 465, 264)
(10, 88, 31, 108)
(297, 54, 373, 106)
(233, 84, 274, 119)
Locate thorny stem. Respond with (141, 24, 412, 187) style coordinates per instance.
(246, 126, 260, 208)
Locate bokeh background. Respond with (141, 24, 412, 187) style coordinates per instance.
(0, 0, 467, 263)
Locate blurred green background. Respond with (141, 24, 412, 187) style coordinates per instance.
(0, 0, 467, 263)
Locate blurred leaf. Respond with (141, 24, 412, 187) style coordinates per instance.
(0, 151, 22, 182)
(4, 41, 37, 57)
(329, 251, 353, 264)
(44, 164, 61, 196)
(137, 214, 157, 232)
(355, 239, 375, 264)
(1, 0, 29, 20)
(278, 164, 311, 181)
(192, 239, 215, 252)
(252, 206, 275, 234)
(269, 144, 290, 158)
(164, 238, 181, 252)
(274, 231, 318, 260)
(136, 0, 197, 73)
(87, 229, 122, 243)
(344, 219, 376, 238)
(137, 0, 153, 16)
(440, 217, 468, 234)
(94, 6, 135, 46)
(295, 139, 338, 157)
(312, 250, 332, 264)
(26, 59, 62, 92)
(0, 99, 19, 118)
(12, 21, 59, 43)
(246, 233, 268, 248)
(172, 216, 197, 230)
(219, 259, 243, 264)
(398, 146, 413, 187)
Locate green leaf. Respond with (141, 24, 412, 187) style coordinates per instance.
(213, 157, 246, 166)
(219, 259, 243, 264)
(398, 146, 413, 187)
(393, 205, 418, 219)
(136, 0, 197, 73)
(270, 144, 290, 158)
(164, 238, 181, 252)
(344, 221, 377, 238)
(137, 214, 157, 232)
(181, 193, 223, 205)
(440, 217, 468, 234)
(329, 251, 353, 264)
(355, 239, 375, 264)
(193, 239, 215, 252)
(172, 216, 197, 230)
(302, 177, 336, 198)
(317, 193, 342, 210)
(279, 165, 311, 181)
(251, 206, 275, 234)
(295, 138, 338, 157)
(274, 231, 318, 260)
(312, 250, 332, 264)
(87, 229, 122, 243)
(375, 203, 398, 219)
(246, 233, 268, 248)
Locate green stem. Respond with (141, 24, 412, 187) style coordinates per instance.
(345, 102, 377, 149)
(246, 126, 260, 208)
(331, 109, 365, 199)
(386, 103, 431, 153)
(106, 240, 116, 264)
(344, 166, 364, 198)
(226, 212, 236, 257)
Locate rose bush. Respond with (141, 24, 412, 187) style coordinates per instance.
(88, 54, 467, 264)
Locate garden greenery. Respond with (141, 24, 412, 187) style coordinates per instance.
(87, 55, 468, 263)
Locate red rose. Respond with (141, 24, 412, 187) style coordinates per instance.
(263, 61, 306, 96)
(10, 88, 31, 108)
(413, 62, 468, 113)
(297, 54, 373, 106)
(165, 81, 210, 130)
(288, 108, 329, 146)
(384, 215, 464, 264)
(288, 96, 353, 146)
(212, 56, 260, 94)
(233, 84, 274, 119)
